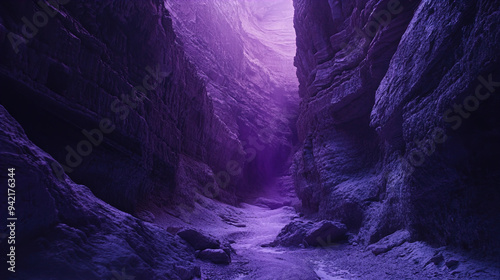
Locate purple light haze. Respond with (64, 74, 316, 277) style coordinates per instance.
(239, 0, 297, 88)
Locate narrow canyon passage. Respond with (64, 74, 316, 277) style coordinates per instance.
(0, 1, 500, 280)
(138, 1, 500, 279)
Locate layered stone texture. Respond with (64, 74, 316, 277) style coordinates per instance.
(292, 0, 500, 252)
(0, 0, 242, 211)
(164, 0, 299, 193)
(0, 105, 196, 280)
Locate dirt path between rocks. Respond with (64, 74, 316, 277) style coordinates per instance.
(152, 179, 500, 280)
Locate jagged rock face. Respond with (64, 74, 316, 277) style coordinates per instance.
(164, 0, 299, 192)
(0, 0, 243, 211)
(292, 0, 500, 252)
(0, 105, 196, 280)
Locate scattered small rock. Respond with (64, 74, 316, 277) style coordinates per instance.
(197, 249, 231, 264)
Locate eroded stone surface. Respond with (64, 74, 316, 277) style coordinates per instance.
(292, 0, 500, 252)
(0, 105, 195, 279)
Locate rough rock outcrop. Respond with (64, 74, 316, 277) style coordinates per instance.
(0, 105, 196, 280)
(270, 220, 347, 247)
(292, 0, 500, 253)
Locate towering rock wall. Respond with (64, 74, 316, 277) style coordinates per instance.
(164, 0, 299, 192)
(0, 0, 243, 211)
(292, 0, 500, 252)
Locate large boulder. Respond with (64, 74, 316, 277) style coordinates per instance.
(304, 220, 348, 247)
(177, 229, 220, 250)
(196, 249, 231, 265)
(271, 220, 347, 247)
(272, 221, 311, 247)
